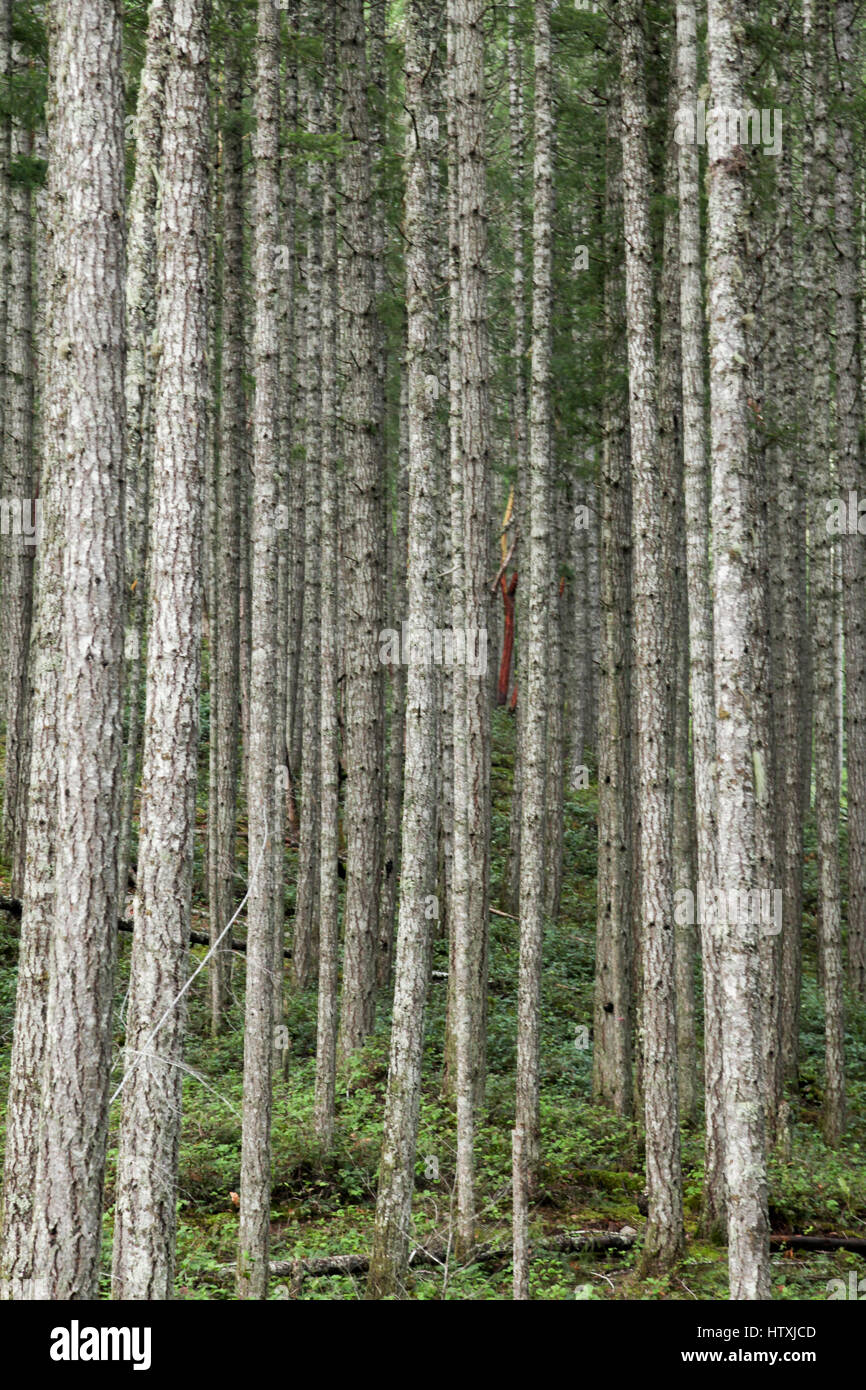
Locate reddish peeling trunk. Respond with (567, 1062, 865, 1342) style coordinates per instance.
(498, 570, 518, 705)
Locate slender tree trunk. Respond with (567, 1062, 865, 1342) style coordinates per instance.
(293, 2, 324, 990)
(1, 79, 34, 891)
(209, 28, 245, 1035)
(313, 3, 339, 1147)
(366, 1, 441, 1294)
(516, 0, 552, 1179)
(29, 0, 126, 1301)
(112, 0, 211, 1299)
(676, 0, 725, 1233)
(0, 0, 8, 560)
(658, 80, 695, 1126)
(834, 0, 866, 999)
(808, 0, 845, 1146)
(766, 54, 799, 1118)
(504, 0, 528, 913)
(237, 0, 281, 1301)
(0, 7, 66, 1297)
(593, 84, 632, 1118)
(706, 0, 770, 1300)
(337, 0, 385, 1056)
(451, 0, 490, 1260)
(544, 489, 565, 922)
(272, 3, 299, 1046)
(442, 3, 463, 1099)
(568, 473, 589, 788)
(620, 0, 683, 1276)
(117, 0, 172, 919)
(378, 376, 409, 986)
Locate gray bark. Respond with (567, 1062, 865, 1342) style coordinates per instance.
(706, 0, 771, 1301)
(112, 0, 211, 1299)
(29, 0, 126, 1301)
(593, 83, 633, 1118)
(0, 5, 66, 1297)
(621, 0, 682, 1275)
(237, 0, 281, 1301)
(117, 0, 172, 919)
(209, 27, 246, 1035)
(676, 0, 725, 1234)
(1, 66, 34, 892)
(366, 0, 441, 1293)
(337, 0, 385, 1056)
(313, 4, 339, 1147)
(834, 0, 866, 999)
(516, 0, 552, 1176)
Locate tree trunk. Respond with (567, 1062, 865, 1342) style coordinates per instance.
(834, 0, 866, 1000)
(516, 0, 552, 1176)
(366, 0, 441, 1293)
(504, 0, 528, 914)
(620, 0, 682, 1276)
(808, 0, 845, 1146)
(706, 0, 771, 1300)
(293, 0, 324, 991)
(29, 0, 126, 1301)
(337, 0, 385, 1056)
(378, 375, 409, 988)
(117, 0, 172, 923)
(593, 82, 633, 1119)
(1, 67, 35, 893)
(450, 0, 490, 1261)
(237, 0, 281, 1301)
(676, 0, 725, 1233)
(112, 0, 211, 1299)
(313, 3, 339, 1148)
(0, 4, 66, 1297)
(209, 27, 246, 1036)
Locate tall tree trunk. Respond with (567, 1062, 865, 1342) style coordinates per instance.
(112, 0, 211, 1299)
(658, 78, 695, 1126)
(567, 471, 589, 789)
(504, 0, 528, 913)
(272, 2, 298, 1047)
(378, 375, 409, 986)
(676, 0, 725, 1233)
(706, 0, 771, 1301)
(0, 0, 8, 574)
(593, 83, 632, 1119)
(293, 0, 324, 990)
(442, 2, 463, 1100)
(0, 5, 66, 1298)
(765, 50, 797, 1119)
(451, 0, 490, 1260)
(337, 0, 385, 1056)
(516, 0, 552, 1178)
(544, 488, 565, 922)
(1, 71, 35, 891)
(313, 2, 339, 1147)
(117, 0, 172, 920)
(29, 0, 126, 1301)
(621, 0, 683, 1276)
(809, 0, 845, 1146)
(834, 0, 866, 1000)
(209, 27, 245, 1035)
(237, 0, 281, 1301)
(367, 0, 441, 1294)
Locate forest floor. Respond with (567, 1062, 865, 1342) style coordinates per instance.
(1, 709, 865, 1299)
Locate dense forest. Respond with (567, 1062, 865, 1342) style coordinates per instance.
(0, 0, 865, 1313)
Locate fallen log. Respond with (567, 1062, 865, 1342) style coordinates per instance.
(225, 1228, 638, 1292)
(770, 1234, 866, 1255)
(0, 895, 292, 959)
